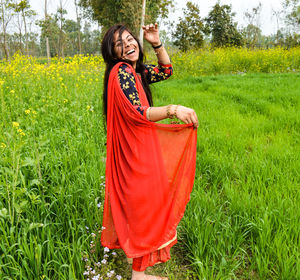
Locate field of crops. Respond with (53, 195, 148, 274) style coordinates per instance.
(0, 48, 299, 279)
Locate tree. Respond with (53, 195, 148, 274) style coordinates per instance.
(12, 0, 36, 55)
(0, 0, 14, 59)
(172, 1, 205, 51)
(55, 0, 67, 57)
(74, 0, 82, 53)
(243, 3, 262, 48)
(79, 0, 173, 36)
(205, 2, 243, 47)
(282, 0, 300, 33)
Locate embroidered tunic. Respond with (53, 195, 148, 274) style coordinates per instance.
(117, 62, 173, 116)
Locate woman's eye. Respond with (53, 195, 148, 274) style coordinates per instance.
(128, 37, 134, 42)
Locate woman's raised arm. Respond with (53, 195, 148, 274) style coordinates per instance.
(142, 23, 171, 65)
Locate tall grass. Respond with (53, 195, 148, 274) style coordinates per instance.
(0, 51, 299, 279)
(152, 73, 300, 279)
(149, 46, 300, 77)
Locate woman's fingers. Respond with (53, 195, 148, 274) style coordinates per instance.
(191, 113, 199, 128)
(142, 23, 158, 31)
(176, 106, 198, 128)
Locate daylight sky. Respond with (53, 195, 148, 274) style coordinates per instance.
(29, 0, 284, 35)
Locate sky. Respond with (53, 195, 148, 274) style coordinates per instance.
(29, 0, 284, 35)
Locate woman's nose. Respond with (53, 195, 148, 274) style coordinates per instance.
(124, 40, 130, 47)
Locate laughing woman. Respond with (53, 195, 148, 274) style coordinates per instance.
(100, 23, 198, 280)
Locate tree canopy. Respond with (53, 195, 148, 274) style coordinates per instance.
(172, 2, 205, 51)
(79, 0, 173, 36)
(205, 3, 243, 47)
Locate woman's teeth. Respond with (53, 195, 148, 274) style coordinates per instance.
(127, 49, 135, 55)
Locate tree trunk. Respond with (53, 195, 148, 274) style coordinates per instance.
(22, 10, 28, 55)
(1, 2, 10, 60)
(75, 0, 82, 54)
(139, 0, 146, 48)
(45, 0, 50, 64)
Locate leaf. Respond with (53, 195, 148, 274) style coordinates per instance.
(29, 223, 44, 230)
(30, 179, 40, 186)
(0, 208, 8, 218)
(21, 157, 35, 167)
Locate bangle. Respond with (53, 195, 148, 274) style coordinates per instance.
(166, 104, 174, 119)
(152, 43, 162, 49)
(146, 107, 151, 121)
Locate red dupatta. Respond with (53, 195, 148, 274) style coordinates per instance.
(101, 62, 197, 258)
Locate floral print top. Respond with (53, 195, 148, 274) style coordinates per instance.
(117, 63, 173, 116)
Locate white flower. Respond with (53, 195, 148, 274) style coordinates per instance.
(103, 254, 109, 258)
(112, 252, 117, 256)
(104, 247, 110, 253)
(107, 270, 115, 277)
(101, 259, 107, 264)
(97, 202, 102, 208)
(91, 233, 96, 238)
(116, 275, 122, 280)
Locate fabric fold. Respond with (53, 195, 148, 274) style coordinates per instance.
(101, 62, 197, 259)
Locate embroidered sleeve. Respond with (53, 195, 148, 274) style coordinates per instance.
(144, 62, 173, 84)
(117, 64, 148, 117)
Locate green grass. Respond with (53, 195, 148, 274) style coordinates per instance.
(0, 62, 299, 279)
(153, 72, 300, 279)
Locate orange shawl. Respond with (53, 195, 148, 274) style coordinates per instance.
(101, 62, 197, 258)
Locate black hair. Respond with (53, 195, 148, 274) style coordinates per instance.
(101, 24, 153, 122)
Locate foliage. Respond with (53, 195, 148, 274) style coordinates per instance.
(78, 0, 173, 36)
(243, 3, 263, 48)
(172, 1, 205, 51)
(0, 50, 299, 279)
(205, 3, 243, 47)
(283, 0, 300, 33)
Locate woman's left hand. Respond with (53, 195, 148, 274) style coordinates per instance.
(142, 23, 161, 47)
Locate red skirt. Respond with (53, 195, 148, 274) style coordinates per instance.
(131, 238, 177, 271)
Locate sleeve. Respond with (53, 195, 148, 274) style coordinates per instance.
(144, 62, 173, 84)
(117, 64, 149, 117)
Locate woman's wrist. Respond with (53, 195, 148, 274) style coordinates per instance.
(151, 41, 162, 48)
(166, 104, 178, 118)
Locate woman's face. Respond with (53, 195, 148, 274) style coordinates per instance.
(113, 30, 139, 68)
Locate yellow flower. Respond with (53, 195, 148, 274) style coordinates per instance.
(87, 105, 94, 112)
(25, 109, 31, 114)
(0, 143, 6, 148)
(17, 129, 25, 136)
(12, 122, 19, 127)
(10, 89, 15, 94)
(63, 99, 68, 103)
(32, 110, 37, 115)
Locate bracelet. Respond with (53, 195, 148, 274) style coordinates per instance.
(166, 104, 174, 119)
(146, 107, 151, 121)
(152, 43, 163, 49)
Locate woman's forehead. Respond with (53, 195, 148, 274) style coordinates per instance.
(114, 30, 132, 41)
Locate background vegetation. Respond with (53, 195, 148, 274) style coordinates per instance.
(0, 48, 299, 279)
(1, 0, 300, 279)
(0, 0, 299, 59)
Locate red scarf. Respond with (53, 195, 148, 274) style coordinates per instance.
(101, 62, 197, 258)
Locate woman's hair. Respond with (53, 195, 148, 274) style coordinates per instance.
(101, 24, 153, 122)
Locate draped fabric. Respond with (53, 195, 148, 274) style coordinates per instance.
(101, 62, 197, 260)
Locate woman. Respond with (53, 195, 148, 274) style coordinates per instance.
(101, 23, 198, 280)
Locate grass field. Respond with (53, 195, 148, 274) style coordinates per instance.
(0, 52, 299, 279)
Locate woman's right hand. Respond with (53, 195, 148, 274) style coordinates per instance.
(173, 105, 199, 128)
